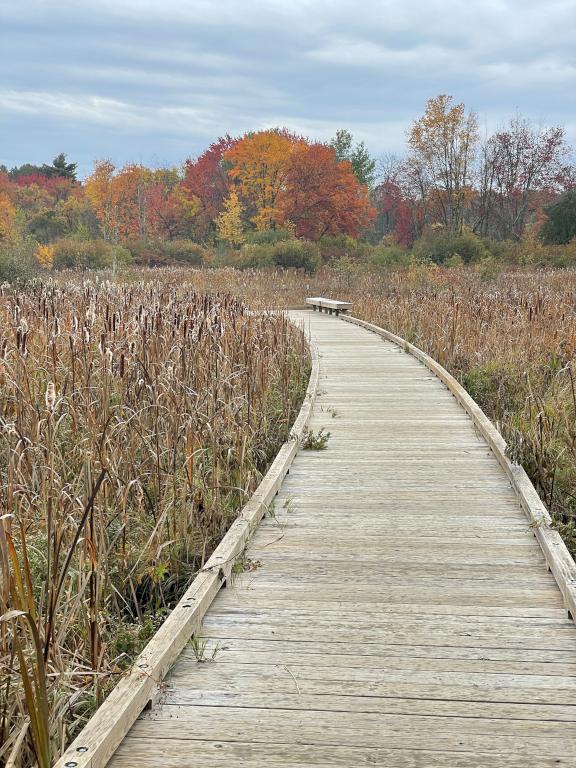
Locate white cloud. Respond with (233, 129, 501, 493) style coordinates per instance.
(0, 91, 220, 134)
(1, 0, 574, 165)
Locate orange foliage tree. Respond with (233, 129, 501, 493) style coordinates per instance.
(34, 243, 55, 269)
(278, 143, 376, 239)
(0, 192, 17, 240)
(84, 160, 118, 241)
(86, 162, 191, 242)
(225, 130, 301, 229)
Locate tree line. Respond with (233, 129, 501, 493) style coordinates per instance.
(1, 94, 575, 275)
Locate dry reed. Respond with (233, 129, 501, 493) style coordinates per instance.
(0, 276, 309, 766)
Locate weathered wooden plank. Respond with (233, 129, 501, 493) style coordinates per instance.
(191, 635, 576, 663)
(156, 690, 576, 728)
(111, 738, 575, 768)
(99, 311, 576, 768)
(172, 647, 576, 677)
(130, 706, 576, 755)
(149, 671, 576, 705)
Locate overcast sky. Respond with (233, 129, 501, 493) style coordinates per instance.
(1, 0, 575, 177)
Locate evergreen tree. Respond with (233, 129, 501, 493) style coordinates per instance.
(42, 153, 78, 180)
(330, 129, 376, 188)
(540, 191, 576, 244)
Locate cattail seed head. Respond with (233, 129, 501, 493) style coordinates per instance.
(45, 381, 56, 411)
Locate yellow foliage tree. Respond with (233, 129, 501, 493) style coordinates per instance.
(84, 160, 118, 241)
(225, 130, 301, 230)
(216, 188, 245, 246)
(0, 192, 17, 240)
(35, 244, 55, 270)
(408, 94, 478, 233)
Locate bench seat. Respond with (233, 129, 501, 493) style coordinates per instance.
(306, 297, 353, 315)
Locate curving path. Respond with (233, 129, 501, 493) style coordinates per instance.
(109, 311, 576, 768)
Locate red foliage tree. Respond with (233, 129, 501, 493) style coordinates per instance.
(182, 136, 236, 235)
(278, 143, 375, 239)
(374, 181, 419, 247)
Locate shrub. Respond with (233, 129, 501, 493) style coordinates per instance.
(413, 226, 489, 264)
(319, 234, 363, 262)
(0, 238, 36, 281)
(162, 239, 206, 265)
(246, 227, 294, 245)
(272, 239, 320, 272)
(473, 256, 501, 281)
(510, 236, 576, 268)
(236, 239, 320, 272)
(331, 255, 363, 276)
(123, 239, 173, 266)
(52, 238, 132, 269)
(485, 239, 519, 263)
(237, 243, 275, 269)
(367, 242, 410, 269)
(124, 239, 206, 266)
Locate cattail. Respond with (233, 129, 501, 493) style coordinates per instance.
(45, 381, 56, 411)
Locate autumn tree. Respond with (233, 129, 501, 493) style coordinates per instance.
(86, 162, 187, 242)
(0, 192, 17, 240)
(34, 243, 55, 269)
(331, 129, 377, 187)
(216, 188, 245, 246)
(225, 129, 300, 229)
(183, 136, 236, 237)
(476, 117, 569, 240)
(85, 160, 118, 241)
(148, 182, 201, 240)
(373, 181, 417, 246)
(407, 94, 478, 233)
(369, 154, 417, 245)
(278, 142, 376, 240)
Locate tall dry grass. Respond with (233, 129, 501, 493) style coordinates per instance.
(0, 277, 309, 766)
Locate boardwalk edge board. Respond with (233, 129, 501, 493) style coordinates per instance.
(341, 313, 576, 622)
(52, 330, 319, 768)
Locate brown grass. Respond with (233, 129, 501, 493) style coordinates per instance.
(0, 277, 309, 766)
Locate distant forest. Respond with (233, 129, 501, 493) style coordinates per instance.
(1, 94, 575, 276)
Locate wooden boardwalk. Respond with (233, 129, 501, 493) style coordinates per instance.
(109, 311, 576, 768)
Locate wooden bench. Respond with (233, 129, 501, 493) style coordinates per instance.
(306, 297, 353, 316)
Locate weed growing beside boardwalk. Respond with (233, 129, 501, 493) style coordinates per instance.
(0, 278, 309, 766)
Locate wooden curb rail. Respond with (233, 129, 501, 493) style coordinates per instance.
(53, 334, 319, 768)
(342, 313, 576, 623)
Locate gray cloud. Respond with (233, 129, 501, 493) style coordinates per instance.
(1, 0, 574, 177)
